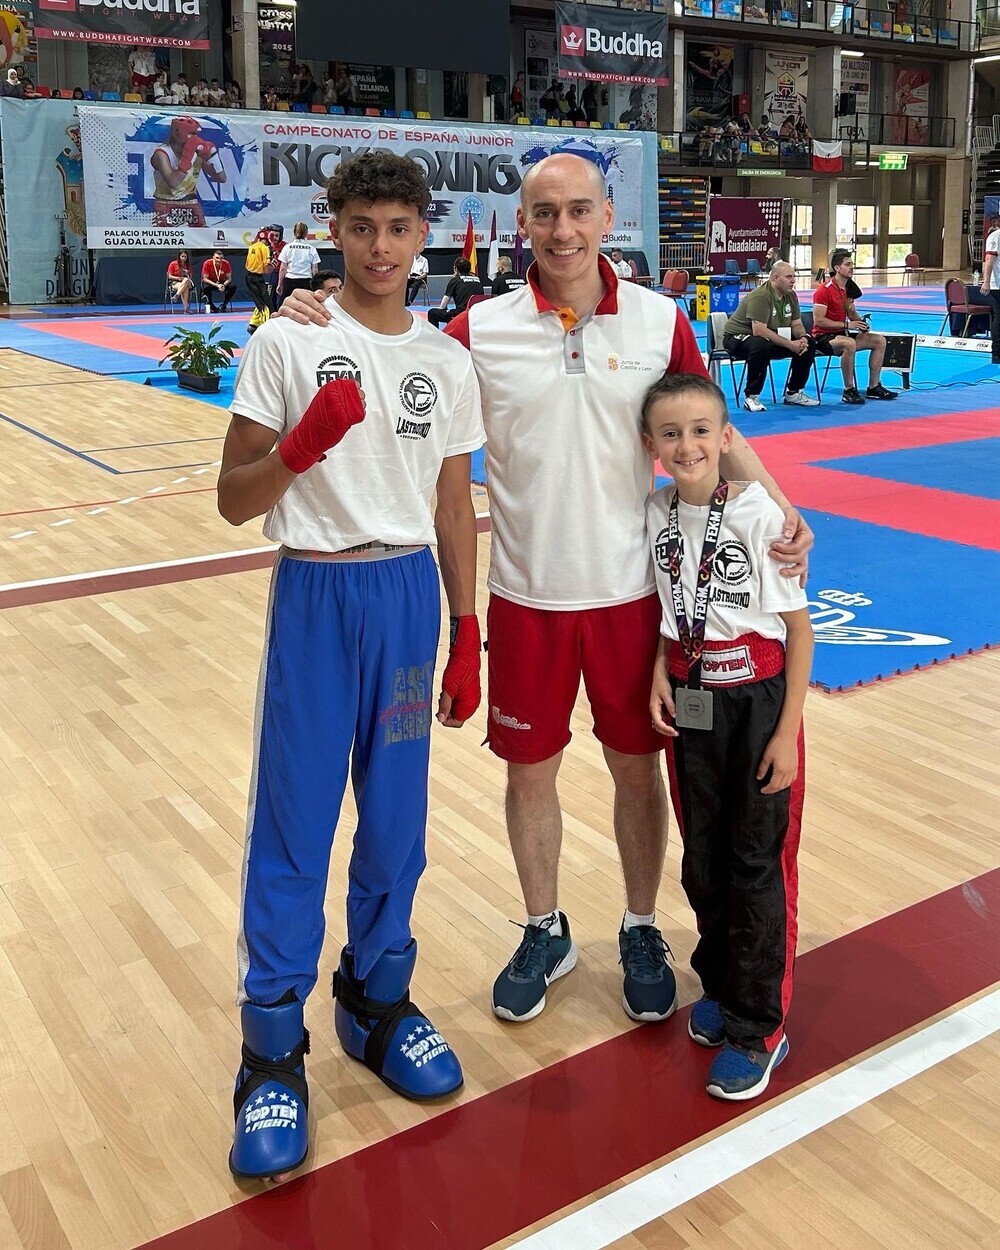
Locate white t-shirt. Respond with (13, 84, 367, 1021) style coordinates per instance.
(281, 240, 321, 279)
(230, 299, 485, 552)
(454, 265, 708, 610)
(172, 81, 190, 102)
(410, 254, 429, 279)
(611, 258, 632, 279)
(986, 228, 1000, 291)
(645, 481, 807, 644)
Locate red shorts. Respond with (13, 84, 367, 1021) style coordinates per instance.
(485, 592, 664, 764)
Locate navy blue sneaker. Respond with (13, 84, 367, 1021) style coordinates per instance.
(619, 923, 677, 1022)
(492, 913, 577, 1022)
(688, 996, 726, 1047)
(706, 1035, 789, 1101)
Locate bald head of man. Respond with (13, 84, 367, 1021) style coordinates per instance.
(517, 154, 613, 301)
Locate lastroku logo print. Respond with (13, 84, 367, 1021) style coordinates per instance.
(316, 355, 361, 385)
(396, 372, 437, 440)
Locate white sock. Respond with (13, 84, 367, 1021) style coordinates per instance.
(527, 909, 562, 937)
(623, 909, 655, 931)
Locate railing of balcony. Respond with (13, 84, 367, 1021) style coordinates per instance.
(838, 114, 957, 146)
(977, 3, 1000, 35)
(676, 0, 977, 51)
(658, 131, 871, 170)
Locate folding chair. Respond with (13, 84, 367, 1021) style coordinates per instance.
(939, 277, 991, 336)
(798, 310, 834, 396)
(708, 312, 778, 403)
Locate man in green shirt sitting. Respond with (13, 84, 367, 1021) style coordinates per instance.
(722, 261, 819, 413)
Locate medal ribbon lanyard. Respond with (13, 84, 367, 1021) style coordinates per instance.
(666, 479, 729, 689)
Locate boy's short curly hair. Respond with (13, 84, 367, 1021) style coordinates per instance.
(326, 151, 431, 217)
(640, 372, 728, 434)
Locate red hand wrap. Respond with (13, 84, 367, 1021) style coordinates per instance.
(278, 379, 366, 474)
(441, 615, 482, 723)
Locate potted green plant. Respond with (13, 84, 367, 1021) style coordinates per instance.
(159, 322, 238, 394)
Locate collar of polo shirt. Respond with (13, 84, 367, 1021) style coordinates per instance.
(525, 253, 620, 331)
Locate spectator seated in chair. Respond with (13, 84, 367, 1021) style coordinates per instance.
(201, 250, 236, 313)
(609, 247, 633, 279)
(428, 257, 483, 328)
(166, 249, 195, 313)
(811, 249, 897, 404)
(722, 261, 819, 413)
(405, 250, 429, 306)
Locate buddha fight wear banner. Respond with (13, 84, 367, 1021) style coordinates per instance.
(33, 0, 209, 49)
(0, 98, 90, 304)
(556, 2, 668, 86)
(77, 105, 657, 259)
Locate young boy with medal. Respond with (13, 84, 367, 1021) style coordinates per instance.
(642, 373, 813, 1101)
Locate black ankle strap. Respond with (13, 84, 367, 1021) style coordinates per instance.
(333, 970, 423, 1076)
(234, 1031, 310, 1117)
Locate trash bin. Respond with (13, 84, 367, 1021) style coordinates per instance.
(694, 274, 710, 321)
(709, 274, 741, 315)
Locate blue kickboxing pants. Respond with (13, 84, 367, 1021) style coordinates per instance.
(236, 547, 441, 1006)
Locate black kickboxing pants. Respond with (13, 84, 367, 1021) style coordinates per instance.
(665, 673, 804, 1052)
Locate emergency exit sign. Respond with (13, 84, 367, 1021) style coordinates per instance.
(879, 152, 908, 171)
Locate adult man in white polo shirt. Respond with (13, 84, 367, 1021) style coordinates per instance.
(275, 153, 812, 1029)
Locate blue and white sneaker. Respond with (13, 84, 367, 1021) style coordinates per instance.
(492, 913, 577, 1022)
(619, 923, 677, 1022)
(688, 996, 726, 1047)
(706, 1035, 789, 1101)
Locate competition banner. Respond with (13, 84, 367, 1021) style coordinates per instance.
(0, 97, 89, 304)
(258, 4, 295, 95)
(685, 43, 733, 129)
(763, 51, 808, 125)
(33, 0, 210, 49)
(556, 2, 668, 86)
(892, 66, 930, 145)
(78, 106, 656, 258)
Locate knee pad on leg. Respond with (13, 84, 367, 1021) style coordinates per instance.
(333, 942, 463, 1100)
(229, 999, 310, 1180)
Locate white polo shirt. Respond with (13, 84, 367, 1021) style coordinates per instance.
(231, 298, 485, 552)
(985, 227, 1000, 291)
(447, 257, 707, 610)
(646, 481, 807, 645)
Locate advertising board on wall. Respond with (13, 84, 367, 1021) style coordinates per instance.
(685, 43, 733, 129)
(706, 197, 784, 274)
(76, 106, 658, 266)
(556, 1, 668, 86)
(763, 51, 808, 124)
(33, 0, 210, 49)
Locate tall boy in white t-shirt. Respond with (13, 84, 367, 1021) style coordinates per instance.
(642, 373, 813, 1102)
(218, 152, 485, 1181)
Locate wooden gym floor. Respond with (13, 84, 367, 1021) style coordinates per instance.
(0, 349, 997, 1250)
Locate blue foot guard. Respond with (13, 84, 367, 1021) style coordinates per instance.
(229, 999, 311, 1180)
(333, 941, 464, 1100)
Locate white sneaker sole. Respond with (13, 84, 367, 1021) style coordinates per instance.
(492, 942, 578, 1022)
(687, 1017, 725, 1047)
(706, 1036, 789, 1101)
(623, 991, 678, 1024)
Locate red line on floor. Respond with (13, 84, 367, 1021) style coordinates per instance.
(0, 487, 214, 519)
(775, 464, 1000, 551)
(752, 410, 994, 466)
(137, 868, 1000, 1250)
(0, 519, 491, 611)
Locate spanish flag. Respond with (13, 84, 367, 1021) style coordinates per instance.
(462, 212, 478, 275)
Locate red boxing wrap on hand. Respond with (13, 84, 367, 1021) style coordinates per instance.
(177, 135, 206, 173)
(441, 615, 482, 723)
(278, 379, 366, 474)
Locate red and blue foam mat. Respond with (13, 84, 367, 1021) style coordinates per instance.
(805, 510, 998, 691)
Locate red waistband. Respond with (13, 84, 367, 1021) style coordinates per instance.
(668, 632, 785, 687)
